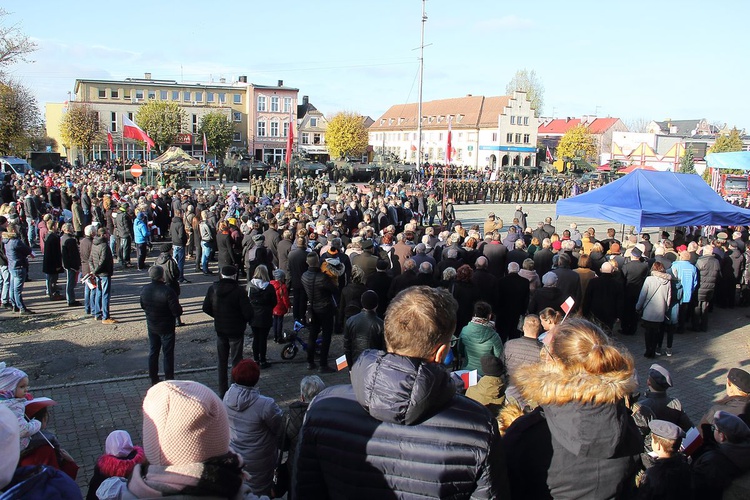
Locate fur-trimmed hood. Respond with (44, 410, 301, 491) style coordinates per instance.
(96, 446, 145, 479)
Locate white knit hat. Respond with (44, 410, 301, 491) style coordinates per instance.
(0, 406, 20, 489)
(142, 381, 229, 466)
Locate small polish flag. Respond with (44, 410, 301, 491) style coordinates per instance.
(336, 354, 348, 371)
(561, 296, 576, 318)
(546, 146, 554, 162)
(681, 427, 703, 456)
(460, 370, 478, 388)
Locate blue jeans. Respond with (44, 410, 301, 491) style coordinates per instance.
(45, 273, 59, 296)
(10, 267, 27, 310)
(172, 246, 185, 280)
(27, 220, 37, 246)
(94, 276, 111, 320)
(64, 269, 77, 304)
(109, 235, 116, 256)
(0, 265, 10, 305)
(201, 242, 211, 272)
(84, 279, 94, 314)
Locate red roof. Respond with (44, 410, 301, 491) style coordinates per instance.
(538, 117, 620, 135)
(618, 164, 658, 174)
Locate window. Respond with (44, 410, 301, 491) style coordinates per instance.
(160, 90, 167, 100)
(524, 117, 529, 126)
(510, 116, 516, 125)
(506, 133, 513, 143)
(310, 117, 317, 127)
(257, 95, 266, 111)
(301, 133, 310, 145)
(93, 112, 99, 131)
(219, 93, 226, 103)
(523, 134, 530, 144)
(233, 93, 242, 104)
(183, 91, 191, 101)
(148, 90, 155, 99)
(283, 97, 292, 113)
(283, 122, 290, 137)
(207, 92, 214, 103)
(515, 133, 522, 143)
(195, 92, 203, 102)
(257, 121, 266, 137)
(110, 112, 117, 132)
(232, 111, 242, 122)
(124, 90, 131, 100)
(233, 132, 241, 142)
(192, 114, 198, 133)
(127, 112, 133, 121)
(172, 91, 179, 101)
(270, 121, 279, 137)
(110, 89, 119, 99)
(271, 96, 279, 112)
(98, 89, 106, 98)
(439, 132, 443, 141)
(313, 133, 321, 145)
(492, 133, 497, 141)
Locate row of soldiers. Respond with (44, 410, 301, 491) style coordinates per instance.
(431, 177, 579, 205)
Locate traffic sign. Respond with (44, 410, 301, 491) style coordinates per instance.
(130, 164, 143, 177)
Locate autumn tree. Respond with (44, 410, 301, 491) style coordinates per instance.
(325, 111, 369, 159)
(556, 125, 597, 162)
(0, 79, 39, 155)
(0, 9, 37, 75)
(199, 112, 234, 159)
(506, 69, 544, 116)
(135, 100, 186, 153)
(708, 127, 744, 154)
(680, 145, 695, 174)
(59, 103, 100, 160)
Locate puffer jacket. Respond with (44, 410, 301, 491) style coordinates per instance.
(139, 281, 182, 335)
(509, 357, 642, 499)
(4, 235, 30, 270)
(89, 236, 113, 277)
(301, 266, 338, 312)
(343, 309, 385, 367)
(133, 214, 149, 244)
(695, 254, 721, 302)
(79, 236, 93, 275)
(636, 270, 672, 322)
(202, 278, 253, 337)
(0, 465, 81, 500)
(459, 320, 504, 375)
(247, 279, 276, 329)
(223, 384, 282, 496)
(465, 374, 507, 416)
(293, 350, 510, 499)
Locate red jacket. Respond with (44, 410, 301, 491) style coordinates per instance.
(271, 280, 290, 316)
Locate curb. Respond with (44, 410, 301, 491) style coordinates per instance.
(34, 366, 215, 391)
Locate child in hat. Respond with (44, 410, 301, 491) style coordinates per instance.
(0, 362, 41, 451)
(636, 419, 692, 499)
(19, 396, 79, 480)
(86, 430, 145, 500)
(271, 269, 291, 343)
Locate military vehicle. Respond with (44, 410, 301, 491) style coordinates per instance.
(224, 149, 271, 180)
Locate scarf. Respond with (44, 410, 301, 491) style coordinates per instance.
(470, 316, 496, 330)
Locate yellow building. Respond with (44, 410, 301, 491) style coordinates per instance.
(46, 73, 262, 164)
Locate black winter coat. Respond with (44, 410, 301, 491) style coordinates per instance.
(89, 236, 114, 277)
(365, 271, 391, 318)
(343, 310, 384, 367)
(139, 281, 182, 335)
(338, 282, 366, 327)
(695, 254, 721, 302)
(202, 278, 253, 337)
(60, 233, 80, 271)
(42, 232, 63, 275)
(154, 253, 180, 296)
(247, 280, 277, 329)
(301, 267, 338, 312)
(287, 246, 308, 289)
(583, 274, 623, 328)
(169, 216, 187, 246)
(482, 242, 508, 280)
(293, 350, 510, 499)
(216, 231, 237, 269)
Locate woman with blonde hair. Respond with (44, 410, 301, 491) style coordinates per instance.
(504, 318, 642, 499)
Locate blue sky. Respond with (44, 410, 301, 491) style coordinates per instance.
(5, 0, 748, 130)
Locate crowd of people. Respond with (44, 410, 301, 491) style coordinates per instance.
(1, 161, 750, 498)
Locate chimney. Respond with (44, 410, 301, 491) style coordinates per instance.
(239, 75, 247, 83)
(278, 80, 284, 87)
(145, 72, 152, 80)
(219, 77, 226, 83)
(303, 95, 309, 106)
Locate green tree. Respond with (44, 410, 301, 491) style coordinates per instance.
(556, 125, 597, 163)
(325, 112, 369, 159)
(135, 100, 186, 153)
(0, 79, 39, 155)
(680, 145, 695, 174)
(198, 112, 234, 159)
(708, 127, 744, 154)
(59, 103, 100, 160)
(506, 69, 544, 116)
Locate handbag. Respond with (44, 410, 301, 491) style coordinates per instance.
(271, 415, 291, 498)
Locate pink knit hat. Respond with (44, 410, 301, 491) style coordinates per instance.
(142, 380, 229, 466)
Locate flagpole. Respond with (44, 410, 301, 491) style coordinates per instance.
(416, 0, 426, 176)
(121, 134, 126, 184)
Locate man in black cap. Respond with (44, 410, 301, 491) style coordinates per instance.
(139, 265, 183, 386)
(343, 290, 384, 368)
(692, 411, 750, 498)
(301, 252, 339, 373)
(700, 367, 750, 430)
(637, 420, 691, 498)
(632, 364, 692, 433)
(621, 246, 649, 335)
(352, 239, 378, 279)
(202, 265, 254, 397)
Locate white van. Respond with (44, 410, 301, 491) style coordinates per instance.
(0, 156, 35, 178)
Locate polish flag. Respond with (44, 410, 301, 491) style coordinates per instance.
(460, 370, 478, 388)
(122, 115, 155, 149)
(285, 116, 294, 166)
(336, 354, 348, 371)
(203, 132, 208, 156)
(546, 146, 554, 162)
(107, 132, 114, 154)
(561, 296, 576, 319)
(446, 118, 453, 164)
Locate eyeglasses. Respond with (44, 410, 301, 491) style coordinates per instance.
(711, 425, 718, 432)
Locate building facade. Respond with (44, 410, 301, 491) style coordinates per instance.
(297, 95, 329, 162)
(537, 116, 628, 161)
(247, 80, 298, 165)
(368, 91, 537, 170)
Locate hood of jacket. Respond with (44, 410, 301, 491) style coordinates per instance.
(96, 446, 145, 478)
(154, 253, 172, 266)
(223, 383, 260, 412)
(351, 350, 455, 426)
(215, 278, 241, 298)
(92, 235, 107, 246)
(249, 278, 269, 290)
(651, 270, 672, 284)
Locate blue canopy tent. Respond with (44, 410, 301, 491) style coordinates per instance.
(556, 169, 750, 232)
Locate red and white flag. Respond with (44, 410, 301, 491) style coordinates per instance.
(203, 132, 208, 156)
(561, 296, 576, 319)
(460, 370, 478, 388)
(446, 118, 453, 164)
(336, 354, 348, 371)
(546, 146, 554, 162)
(122, 115, 155, 149)
(107, 131, 114, 154)
(285, 115, 294, 166)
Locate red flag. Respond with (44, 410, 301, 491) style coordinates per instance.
(546, 146, 554, 162)
(446, 118, 453, 164)
(122, 115, 155, 149)
(203, 132, 208, 156)
(107, 132, 114, 154)
(561, 296, 575, 318)
(285, 117, 294, 166)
